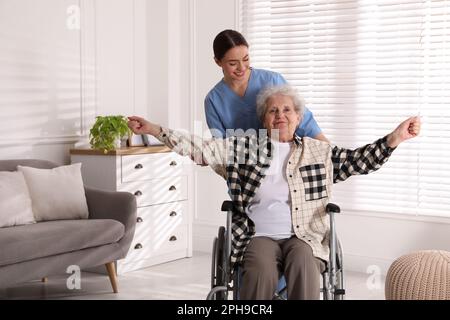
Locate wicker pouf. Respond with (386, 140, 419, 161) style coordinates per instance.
(385, 250, 450, 300)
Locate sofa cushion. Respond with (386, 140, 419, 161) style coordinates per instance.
(0, 171, 36, 228)
(17, 163, 89, 222)
(0, 219, 125, 267)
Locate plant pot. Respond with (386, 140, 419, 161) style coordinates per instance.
(114, 138, 122, 149)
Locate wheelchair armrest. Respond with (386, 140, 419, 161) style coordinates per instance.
(326, 203, 341, 214)
(221, 200, 234, 212)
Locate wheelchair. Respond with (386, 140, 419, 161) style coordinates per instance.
(206, 201, 345, 300)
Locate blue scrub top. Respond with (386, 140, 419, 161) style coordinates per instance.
(204, 68, 322, 138)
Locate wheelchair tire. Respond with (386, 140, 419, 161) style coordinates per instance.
(210, 237, 218, 289)
(336, 240, 343, 270)
(214, 226, 227, 300)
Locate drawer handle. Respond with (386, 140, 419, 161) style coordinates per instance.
(134, 243, 143, 250)
(134, 190, 143, 197)
(169, 161, 177, 167)
(137, 217, 143, 223)
(135, 164, 143, 170)
(169, 186, 176, 191)
(169, 236, 177, 242)
(169, 211, 177, 217)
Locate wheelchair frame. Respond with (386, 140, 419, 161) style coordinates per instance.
(206, 201, 345, 300)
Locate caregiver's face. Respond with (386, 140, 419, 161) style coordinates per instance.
(216, 45, 250, 81)
(263, 94, 301, 142)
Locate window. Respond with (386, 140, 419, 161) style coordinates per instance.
(241, 0, 450, 217)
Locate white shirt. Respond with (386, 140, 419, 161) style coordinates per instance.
(245, 140, 294, 240)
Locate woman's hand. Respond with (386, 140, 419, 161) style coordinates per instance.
(127, 116, 161, 136)
(387, 116, 421, 148)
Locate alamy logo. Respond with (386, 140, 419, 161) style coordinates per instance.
(366, 265, 382, 290)
(66, 5, 80, 30)
(176, 120, 278, 166)
(66, 265, 81, 290)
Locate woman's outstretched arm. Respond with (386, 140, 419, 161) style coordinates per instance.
(128, 116, 228, 178)
(332, 116, 421, 183)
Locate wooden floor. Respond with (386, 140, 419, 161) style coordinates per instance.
(0, 252, 385, 300)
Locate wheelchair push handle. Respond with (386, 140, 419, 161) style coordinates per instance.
(221, 201, 234, 212)
(326, 203, 340, 214)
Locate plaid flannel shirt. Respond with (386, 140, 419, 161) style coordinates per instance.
(157, 128, 395, 268)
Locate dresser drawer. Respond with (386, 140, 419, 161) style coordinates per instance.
(121, 153, 184, 183)
(126, 223, 188, 263)
(151, 224, 188, 257)
(119, 175, 188, 206)
(125, 202, 188, 263)
(135, 201, 188, 232)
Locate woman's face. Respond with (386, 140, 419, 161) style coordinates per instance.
(216, 45, 250, 81)
(263, 94, 301, 142)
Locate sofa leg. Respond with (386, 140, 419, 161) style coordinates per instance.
(41, 277, 48, 283)
(105, 262, 118, 293)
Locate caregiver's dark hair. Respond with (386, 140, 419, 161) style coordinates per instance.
(213, 29, 249, 61)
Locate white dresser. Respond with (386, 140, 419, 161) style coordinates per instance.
(70, 146, 193, 274)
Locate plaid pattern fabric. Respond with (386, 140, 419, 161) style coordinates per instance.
(300, 164, 328, 201)
(158, 128, 395, 267)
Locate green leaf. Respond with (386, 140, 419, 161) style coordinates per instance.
(89, 115, 130, 152)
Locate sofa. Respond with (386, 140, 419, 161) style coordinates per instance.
(0, 159, 137, 293)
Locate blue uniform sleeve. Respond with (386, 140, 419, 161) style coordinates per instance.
(273, 72, 287, 85)
(204, 97, 226, 138)
(296, 107, 322, 138)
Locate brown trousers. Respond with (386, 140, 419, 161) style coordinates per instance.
(240, 236, 325, 300)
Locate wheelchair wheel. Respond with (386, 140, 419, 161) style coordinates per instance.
(336, 239, 343, 270)
(232, 267, 240, 300)
(210, 237, 218, 289)
(212, 226, 227, 300)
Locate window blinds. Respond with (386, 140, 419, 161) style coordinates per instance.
(241, 0, 450, 217)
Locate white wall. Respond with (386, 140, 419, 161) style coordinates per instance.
(0, 0, 84, 164)
(336, 211, 450, 275)
(147, 0, 168, 126)
(147, 0, 191, 130)
(0, 0, 147, 164)
(95, 0, 147, 118)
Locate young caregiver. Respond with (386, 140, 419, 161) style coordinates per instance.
(204, 29, 329, 142)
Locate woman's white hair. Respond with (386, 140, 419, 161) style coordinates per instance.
(256, 84, 305, 122)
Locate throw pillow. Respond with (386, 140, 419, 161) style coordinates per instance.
(18, 163, 89, 221)
(0, 171, 36, 228)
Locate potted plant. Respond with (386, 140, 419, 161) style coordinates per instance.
(89, 115, 130, 153)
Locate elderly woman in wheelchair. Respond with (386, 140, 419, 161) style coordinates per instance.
(128, 84, 421, 300)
